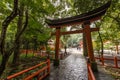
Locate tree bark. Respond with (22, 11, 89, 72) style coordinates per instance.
(0, 54, 10, 75)
(0, 0, 18, 54)
(0, 0, 18, 76)
(64, 45, 67, 54)
(12, 5, 28, 64)
(116, 44, 119, 54)
(12, 3, 24, 64)
(97, 31, 104, 56)
(94, 22, 104, 57)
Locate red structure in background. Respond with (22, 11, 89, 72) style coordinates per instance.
(46, 1, 111, 72)
(6, 59, 50, 80)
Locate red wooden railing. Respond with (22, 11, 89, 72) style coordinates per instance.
(87, 63, 96, 80)
(6, 59, 50, 80)
(95, 56, 120, 68)
(87, 57, 96, 80)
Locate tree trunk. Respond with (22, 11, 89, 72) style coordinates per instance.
(12, 3, 24, 64)
(12, 40, 21, 64)
(0, 53, 11, 76)
(0, 0, 18, 76)
(0, 0, 18, 53)
(64, 45, 67, 55)
(97, 31, 104, 57)
(116, 44, 119, 54)
(12, 5, 28, 64)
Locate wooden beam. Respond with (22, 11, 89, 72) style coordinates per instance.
(61, 29, 84, 35)
(51, 28, 99, 35)
(90, 27, 99, 32)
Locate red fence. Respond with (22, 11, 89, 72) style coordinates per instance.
(95, 56, 120, 68)
(87, 63, 96, 80)
(87, 58, 96, 80)
(6, 59, 50, 80)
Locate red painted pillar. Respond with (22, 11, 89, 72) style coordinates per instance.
(101, 56, 104, 66)
(54, 27, 61, 66)
(83, 21, 95, 62)
(114, 56, 118, 68)
(83, 21, 98, 72)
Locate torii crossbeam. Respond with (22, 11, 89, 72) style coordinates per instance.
(52, 28, 99, 35)
(46, 1, 111, 71)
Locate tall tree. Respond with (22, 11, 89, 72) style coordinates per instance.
(12, 0, 56, 64)
(0, 0, 18, 76)
(12, 2, 28, 64)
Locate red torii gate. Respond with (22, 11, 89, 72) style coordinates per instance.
(46, 1, 111, 71)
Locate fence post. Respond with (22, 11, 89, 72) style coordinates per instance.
(101, 56, 104, 66)
(114, 56, 118, 68)
(47, 59, 50, 74)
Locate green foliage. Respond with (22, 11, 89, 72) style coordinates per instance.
(0, 0, 57, 76)
(19, 0, 56, 49)
(99, 0, 120, 45)
(67, 34, 82, 47)
(74, 0, 109, 13)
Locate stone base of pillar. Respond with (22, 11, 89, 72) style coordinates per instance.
(91, 61, 98, 72)
(53, 59, 60, 66)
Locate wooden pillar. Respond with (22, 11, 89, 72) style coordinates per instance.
(83, 21, 98, 72)
(84, 21, 95, 62)
(54, 27, 60, 66)
(114, 56, 118, 68)
(82, 25, 88, 56)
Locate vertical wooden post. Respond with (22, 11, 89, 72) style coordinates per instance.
(114, 56, 118, 68)
(82, 33, 88, 56)
(84, 21, 95, 62)
(54, 27, 60, 66)
(82, 25, 88, 56)
(101, 56, 104, 66)
(83, 21, 98, 72)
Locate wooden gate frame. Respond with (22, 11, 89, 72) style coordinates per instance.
(46, 1, 111, 71)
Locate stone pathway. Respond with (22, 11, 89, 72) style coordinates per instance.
(44, 48, 115, 80)
(94, 66, 115, 80)
(44, 50, 88, 80)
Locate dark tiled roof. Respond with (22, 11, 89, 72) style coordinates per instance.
(46, 1, 111, 28)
